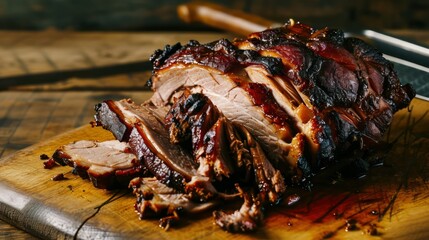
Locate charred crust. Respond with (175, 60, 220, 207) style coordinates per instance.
(237, 50, 284, 76)
(153, 38, 285, 76)
(94, 101, 132, 141)
(88, 171, 117, 189)
(206, 38, 236, 54)
(145, 77, 153, 88)
(73, 165, 89, 179)
(51, 149, 72, 167)
(296, 156, 313, 190)
(314, 117, 336, 165)
(150, 42, 183, 70)
(322, 28, 345, 45)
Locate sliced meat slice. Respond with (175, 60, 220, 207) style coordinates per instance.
(165, 91, 233, 181)
(124, 101, 199, 180)
(243, 65, 335, 166)
(52, 140, 146, 189)
(202, 117, 234, 180)
(129, 120, 191, 191)
(95, 99, 170, 141)
(239, 125, 286, 204)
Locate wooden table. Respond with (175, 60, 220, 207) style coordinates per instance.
(0, 30, 427, 239)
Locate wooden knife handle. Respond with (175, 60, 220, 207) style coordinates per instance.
(177, 2, 277, 36)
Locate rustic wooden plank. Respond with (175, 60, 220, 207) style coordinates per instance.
(13, 47, 56, 74)
(0, 48, 28, 77)
(0, 98, 427, 239)
(9, 93, 60, 146)
(0, 29, 427, 239)
(44, 48, 95, 71)
(0, 92, 34, 156)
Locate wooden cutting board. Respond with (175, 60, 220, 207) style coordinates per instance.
(0, 98, 428, 240)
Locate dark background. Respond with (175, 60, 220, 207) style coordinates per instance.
(0, 0, 427, 31)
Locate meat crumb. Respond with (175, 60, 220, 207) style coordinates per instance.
(39, 154, 50, 160)
(52, 173, 67, 181)
(43, 158, 58, 169)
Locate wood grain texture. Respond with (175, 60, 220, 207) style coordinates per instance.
(0, 224, 38, 240)
(0, 31, 231, 80)
(0, 98, 428, 239)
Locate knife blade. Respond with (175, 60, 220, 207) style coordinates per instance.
(347, 30, 429, 69)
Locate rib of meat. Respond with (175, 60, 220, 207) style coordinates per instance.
(52, 140, 147, 189)
(149, 20, 415, 185)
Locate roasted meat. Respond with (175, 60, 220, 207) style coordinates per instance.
(52, 140, 147, 189)
(50, 20, 415, 232)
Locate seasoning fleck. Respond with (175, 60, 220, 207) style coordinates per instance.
(52, 173, 67, 181)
